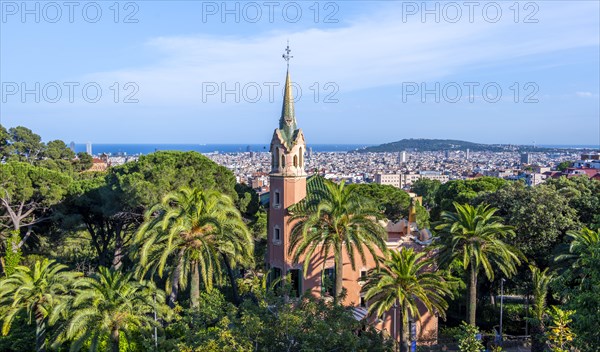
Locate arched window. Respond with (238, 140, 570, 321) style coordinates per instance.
(299, 147, 303, 167)
(281, 154, 285, 167)
(274, 148, 279, 168)
(293, 154, 298, 167)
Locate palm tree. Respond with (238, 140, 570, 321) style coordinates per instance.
(135, 187, 253, 307)
(435, 202, 522, 326)
(0, 259, 82, 352)
(289, 180, 387, 302)
(363, 248, 454, 352)
(59, 267, 165, 352)
(529, 265, 553, 352)
(556, 227, 599, 269)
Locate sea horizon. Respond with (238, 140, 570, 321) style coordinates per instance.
(73, 143, 374, 155)
(73, 143, 599, 156)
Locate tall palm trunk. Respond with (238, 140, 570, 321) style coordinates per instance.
(222, 253, 240, 305)
(111, 327, 120, 352)
(190, 261, 200, 308)
(400, 307, 410, 352)
(334, 244, 343, 303)
(468, 263, 478, 326)
(35, 316, 46, 352)
(169, 248, 185, 308)
(531, 321, 546, 352)
(112, 231, 123, 270)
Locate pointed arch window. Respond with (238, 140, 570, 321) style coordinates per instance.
(299, 147, 303, 167)
(281, 154, 286, 167)
(293, 154, 298, 167)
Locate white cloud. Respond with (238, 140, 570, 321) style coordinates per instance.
(576, 91, 594, 97)
(82, 1, 599, 107)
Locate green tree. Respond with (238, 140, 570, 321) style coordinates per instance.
(555, 227, 600, 351)
(235, 183, 260, 218)
(6, 126, 45, 163)
(108, 151, 237, 210)
(59, 175, 136, 268)
(529, 265, 553, 352)
(73, 152, 93, 172)
(363, 248, 454, 352)
(289, 180, 388, 302)
(556, 227, 599, 272)
(0, 259, 82, 352)
(43, 140, 74, 160)
(411, 178, 441, 208)
(136, 187, 252, 307)
(350, 183, 410, 221)
(435, 202, 522, 326)
(433, 177, 508, 218)
(545, 176, 600, 227)
(477, 182, 579, 267)
(414, 200, 431, 229)
(556, 161, 571, 172)
(0, 162, 72, 272)
(59, 267, 165, 352)
(0, 124, 10, 159)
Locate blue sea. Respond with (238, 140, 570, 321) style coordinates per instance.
(73, 144, 372, 156)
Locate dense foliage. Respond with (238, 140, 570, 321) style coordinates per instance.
(1, 124, 599, 351)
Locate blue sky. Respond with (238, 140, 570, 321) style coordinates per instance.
(1, 1, 599, 145)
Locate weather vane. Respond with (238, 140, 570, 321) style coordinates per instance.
(282, 40, 293, 69)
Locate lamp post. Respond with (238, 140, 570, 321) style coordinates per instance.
(499, 278, 505, 344)
(393, 300, 398, 351)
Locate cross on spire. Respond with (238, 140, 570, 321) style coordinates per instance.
(282, 40, 293, 69)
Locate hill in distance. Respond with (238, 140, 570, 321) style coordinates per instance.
(357, 138, 579, 153)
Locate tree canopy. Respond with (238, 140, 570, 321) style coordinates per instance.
(349, 182, 410, 221)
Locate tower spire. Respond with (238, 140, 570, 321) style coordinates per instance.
(279, 42, 297, 146)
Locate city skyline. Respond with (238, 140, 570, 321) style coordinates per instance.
(1, 1, 599, 145)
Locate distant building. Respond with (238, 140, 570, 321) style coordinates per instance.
(580, 153, 600, 160)
(69, 141, 76, 153)
(374, 173, 402, 188)
(403, 173, 422, 187)
(565, 168, 600, 178)
(465, 148, 470, 160)
(526, 173, 547, 186)
(418, 171, 449, 184)
(484, 169, 515, 178)
(86, 157, 108, 172)
(86, 142, 92, 155)
(573, 153, 600, 169)
(444, 150, 450, 159)
(398, 151, 407, 163)
(521, 153, 531, 165)
(374, 171, 449, 189)
(532, 166, 551, 173)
